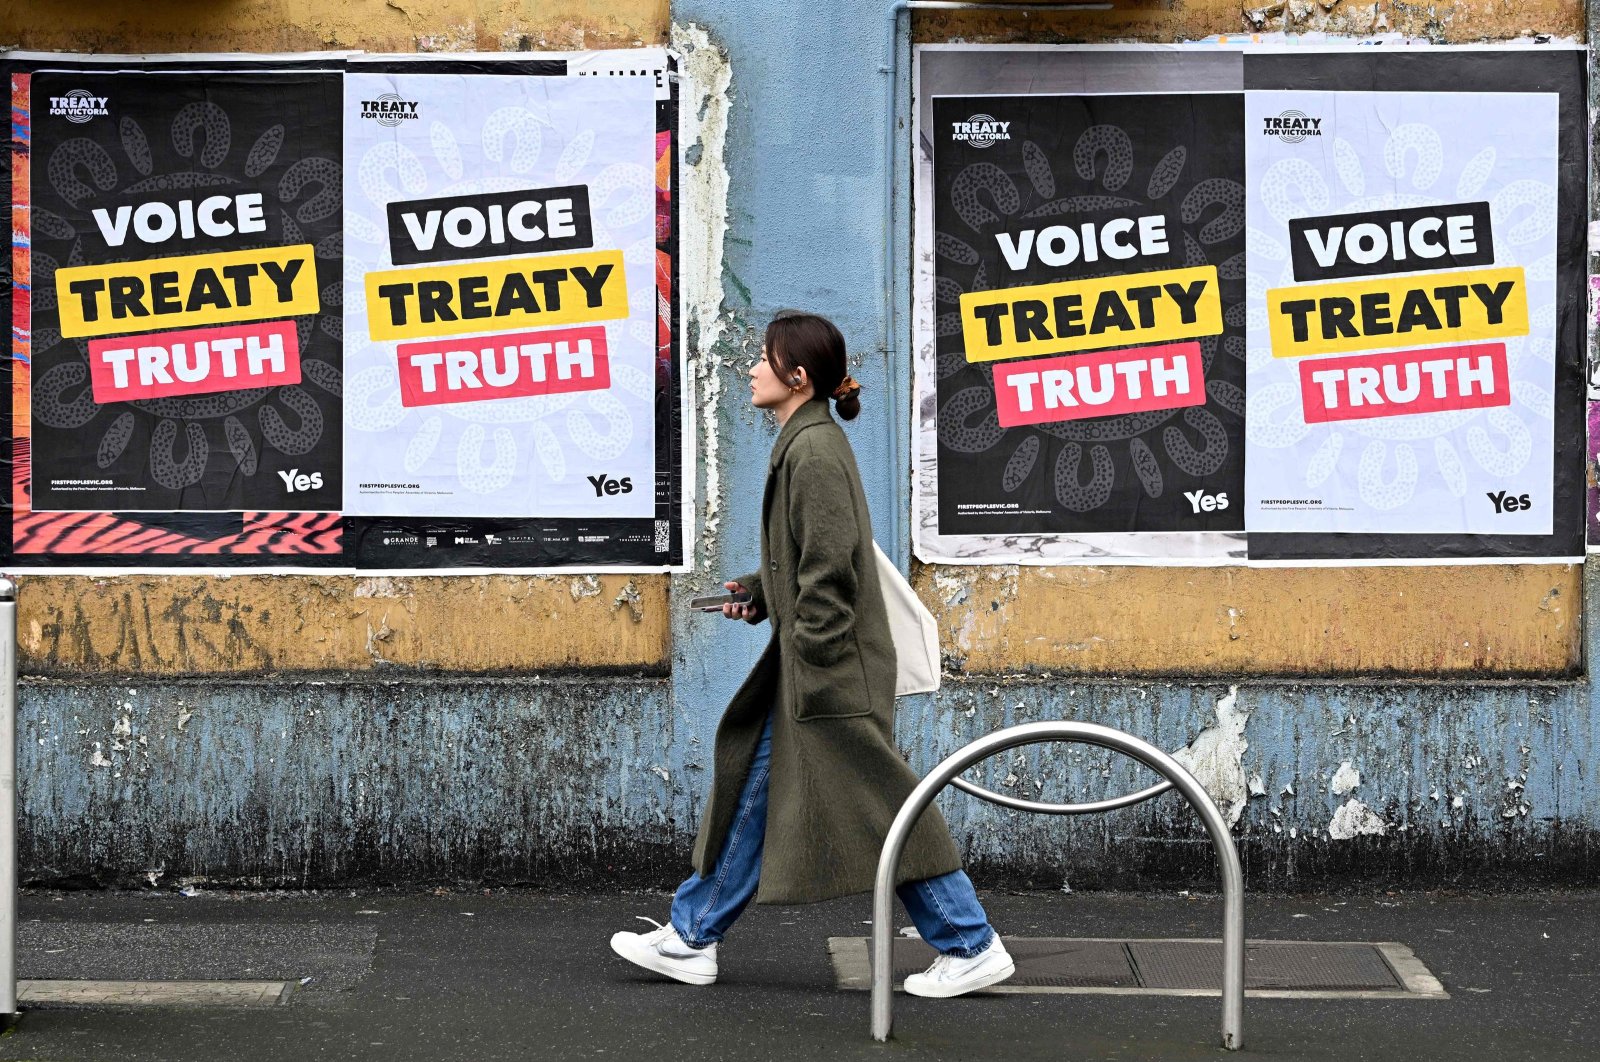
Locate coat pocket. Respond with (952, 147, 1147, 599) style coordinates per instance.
(787, 637, 874, 722)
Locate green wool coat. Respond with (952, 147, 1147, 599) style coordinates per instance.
(691, 398, 962, 904)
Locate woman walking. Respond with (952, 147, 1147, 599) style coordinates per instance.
(610, 311, 1014, 998)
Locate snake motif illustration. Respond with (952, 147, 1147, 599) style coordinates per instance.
(935, 108, 1246, 521)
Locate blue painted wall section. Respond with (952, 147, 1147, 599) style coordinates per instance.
(21, 678, 684, 887)
(23, 617, 1596, 888)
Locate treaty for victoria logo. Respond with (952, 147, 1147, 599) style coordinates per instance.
(951, 113, 1011, 149)
(1262, 109, 1323, 144)
(49, 89, 109, 124)
(360, 93, 421, 127)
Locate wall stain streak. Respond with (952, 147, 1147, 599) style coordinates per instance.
(22, 667, 1599, 890)
(20, 676, 688, 889)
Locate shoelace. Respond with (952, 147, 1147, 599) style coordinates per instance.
(634, 916, 674, 944)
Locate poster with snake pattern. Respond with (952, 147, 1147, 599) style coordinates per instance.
(341, 69, 657, 523)
(1243, 49, 1584, 563)
(931, 91, 1246, 541)
(7, 51, 684, 570)
(338, 54, 683, 570)
(26, 70, 343, 516)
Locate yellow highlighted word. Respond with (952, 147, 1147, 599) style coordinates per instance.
(55, 244, 318, 340)
(1267, 266, 1528, 359)
(959, 265, 1222, 364)
(364, 249, 628, 342)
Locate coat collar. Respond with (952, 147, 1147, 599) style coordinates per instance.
(769, 399, 835, 469)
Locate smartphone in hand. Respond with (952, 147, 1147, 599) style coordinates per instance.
(687, 591, 753, 612)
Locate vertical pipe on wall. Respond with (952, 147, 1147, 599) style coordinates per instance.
(882, 1, 911, 570)
(880, 2, 1112, 571)
(1585, 0, 1599, 652)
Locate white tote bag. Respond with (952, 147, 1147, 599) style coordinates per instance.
(872, 542, 941, 696)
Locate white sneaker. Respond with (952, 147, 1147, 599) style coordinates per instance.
(609, 917, 718, 986)
(903, 936, 1015, 998)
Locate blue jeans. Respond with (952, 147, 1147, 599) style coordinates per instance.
(670, 711, 997, 958)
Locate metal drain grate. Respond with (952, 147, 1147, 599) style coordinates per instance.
(1129, 940, 1401, 991)
(890, 938, 1138, 988)
(830, 937, 1448, 999)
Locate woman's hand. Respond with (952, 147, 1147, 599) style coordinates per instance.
(721, 580, 766, 622)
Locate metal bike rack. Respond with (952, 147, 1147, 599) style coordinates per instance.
(871, 720, 1245, 1051)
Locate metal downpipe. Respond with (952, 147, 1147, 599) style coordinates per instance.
(878, 0, 1111, 570)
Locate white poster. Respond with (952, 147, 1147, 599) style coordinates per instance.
(1244, 90, 1557, 536)
(342, 71, 658, 518)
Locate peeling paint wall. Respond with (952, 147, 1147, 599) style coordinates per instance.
(30, 583, 1597, 889)
(894, 648, 1599, 889)
(20, 676, 689, 888)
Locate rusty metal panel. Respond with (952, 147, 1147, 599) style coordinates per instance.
(915, 564, 1582, 676)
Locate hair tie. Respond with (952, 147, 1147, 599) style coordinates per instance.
(832, 375, 861, 401)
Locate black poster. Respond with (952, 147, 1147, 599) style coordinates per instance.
(28, 71, 342, 514)
(932, 93, 1246, 536)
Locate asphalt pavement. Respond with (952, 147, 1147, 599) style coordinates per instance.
(0, 887, 1593, 1062)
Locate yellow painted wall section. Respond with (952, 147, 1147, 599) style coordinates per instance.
(18, 575, 668, 676)
(912, 0, 1582, 44)
(916, 564, 1583, 677)
(0, 0, 668, 52)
